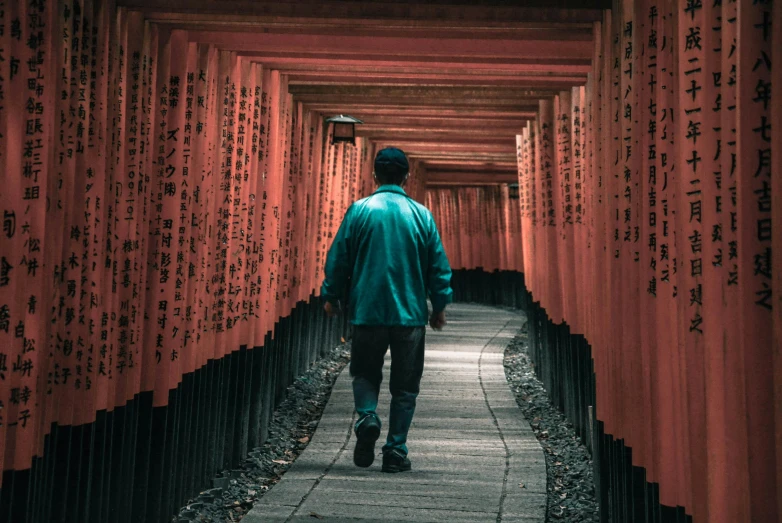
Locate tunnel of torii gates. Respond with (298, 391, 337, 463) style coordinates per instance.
(0, 0, 780, 522)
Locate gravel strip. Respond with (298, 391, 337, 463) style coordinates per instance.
(504, 329, 599, 523)
(172, 343, 350, 523)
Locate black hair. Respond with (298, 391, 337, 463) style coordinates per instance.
(375, 168, 408, 185)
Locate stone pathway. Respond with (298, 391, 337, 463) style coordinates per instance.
(243, 304, 546, 522)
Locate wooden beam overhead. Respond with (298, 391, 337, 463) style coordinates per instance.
(235, 53, 593, 70)
(288, 85, 553, 98)
(405, 149, 516, 157)
(138, 10, 596, 40)
(307, 105, 538, 119)
(358, 129, 517, 143)
(286, 75, 586, 89)
(187, 31, 594, 60)
(374, 140, 513, 150)
(357, 126, 524, 136)
(421, 160, 519, 170)
(118, 1, 606, 24)
(112, 0, 596, 187)
(248, 62, 592, 76)
(242, 55, 592, 74)
(298, 97, 542, 110)
(364, 139, 518, 151)
(426, 171, 518, 186)
(146, 22, 594, 42)
(347, 115, 528, 127)
(359, 125, 520, 132)
(426, 183, 514, 188)
(406, 154, 517, 164)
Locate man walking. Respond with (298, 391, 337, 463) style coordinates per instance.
(321, 147, 452, 473)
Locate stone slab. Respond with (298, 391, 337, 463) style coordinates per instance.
(245, 304, 546, 522)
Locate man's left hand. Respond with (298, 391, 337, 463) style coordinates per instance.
(429, 310, 447, 331)
(324, 301, 339, 317)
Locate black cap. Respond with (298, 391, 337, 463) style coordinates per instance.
(374, 147, 409, 177)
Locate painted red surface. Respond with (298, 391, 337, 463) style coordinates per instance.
(0, 1, 380, 483)
(430, 3, 781, 520)
(511, 4, 778, 521)
(427, 186, 522, 275)
(0, 2, 780, 522)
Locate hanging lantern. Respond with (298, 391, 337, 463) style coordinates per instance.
(507, 183, 519, 199)
(325, 114, 363, 145)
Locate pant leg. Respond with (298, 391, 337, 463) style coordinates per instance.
(350, 326, 390, 431)
(383, 326, 426, 455)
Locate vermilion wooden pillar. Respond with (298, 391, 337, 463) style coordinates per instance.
(737, 1, 777, 520)
(699, 2, 729, 519)
(773, 3, 782, 521)
(555, 90, 576, 332)
(676, 0, 707, 516)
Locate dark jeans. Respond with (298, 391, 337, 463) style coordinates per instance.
(350, 326, 426, 455)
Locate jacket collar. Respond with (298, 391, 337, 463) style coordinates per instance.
(374, 184, 408, 196)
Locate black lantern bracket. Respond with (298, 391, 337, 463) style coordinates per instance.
(326, 114, 363, 145)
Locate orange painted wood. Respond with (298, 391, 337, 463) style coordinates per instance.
(637, 0, 658, 483)
(188, 31, 595, 63)
(534, 109, 548, 313)
(717, 3, 752, 518)
(571, 86, 586, 336)
(0, 4, 780, 520)
(120, 1, 605, 25)
(699, 2, 729, 519)
(607, 3, 623, 441)
(595, 13, 610, 438)
(620, 0, 645, 469)
(555, 90, 576, 332)
(0, 4, 377, 483)
(676, 0, 707, 514)
(541, 98, 564, 324)
(650, 1, 680, 505)
(773, 2, 782, 521)
(736, 1, 777, 520)
(425, 187, 522, 276)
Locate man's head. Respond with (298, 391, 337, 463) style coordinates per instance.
(373, 147, 409, 186)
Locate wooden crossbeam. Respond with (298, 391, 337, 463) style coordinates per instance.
(118, 1, 606, 24)
(112, 0, 598, 187)
(426, 171, 518, 186)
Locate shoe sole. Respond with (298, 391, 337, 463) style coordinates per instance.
(353, 424, 380, 467)
(381, 463, 411, 473)
(381, 451, 412, 473)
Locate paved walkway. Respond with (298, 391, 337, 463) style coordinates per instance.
(244, 304, 546, 522)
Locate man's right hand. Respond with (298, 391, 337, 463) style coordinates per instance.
(324, 301, 339, 317)
(429, 310, 446, 331)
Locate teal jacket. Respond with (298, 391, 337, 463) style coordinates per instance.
(321, 185, 453, 326)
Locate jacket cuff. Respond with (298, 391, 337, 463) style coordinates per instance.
(320, 283, 340, 305)
(321, 292, 340, 305)
(430, 291, 453, 314)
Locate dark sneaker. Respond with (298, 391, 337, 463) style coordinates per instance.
(353, 416, 381, 467)
(381, 449, 411, 473)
